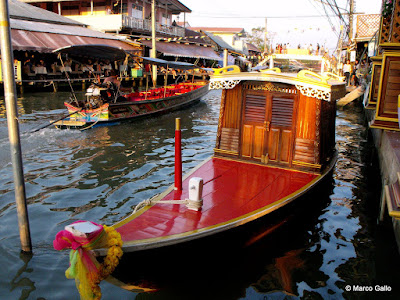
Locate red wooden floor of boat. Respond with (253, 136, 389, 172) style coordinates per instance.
(116, 157, 318, 244)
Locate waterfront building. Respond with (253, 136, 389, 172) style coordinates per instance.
(20, 1, 222, 74)
(0, 0, 141, 88)
(364, 2, 400, 253)
(21, 0, 191, 38)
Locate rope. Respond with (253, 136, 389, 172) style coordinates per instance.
(133, 196, 203, 213)
(58, 54, 79, 106)
(79, 118, 100, 131)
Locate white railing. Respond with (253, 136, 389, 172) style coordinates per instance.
(68, 14, 185, 37)
(122, 15, 185, 37)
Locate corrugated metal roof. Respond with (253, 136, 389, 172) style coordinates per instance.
(141, 40, 220, 60)
(246, 43, 261, 53)
(10, 0, 83, 26)
(189, 27, 245, 34)
(11, 29, 140, 53)
(201, 31, 235, 52)
(11, 18, 122, 40)
(183, 27, 212, 45)
(5, 1, 140, 53)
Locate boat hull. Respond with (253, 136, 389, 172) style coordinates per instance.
(112, 152, 337, 253)
(54, 84, 209, 129)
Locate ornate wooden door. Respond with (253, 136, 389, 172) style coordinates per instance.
(267, 93, 297, 164)
(240, 90, 270, 161)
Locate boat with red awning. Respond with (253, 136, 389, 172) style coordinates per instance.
(51, 45, 209, 129)
(110, 64, 347, 252)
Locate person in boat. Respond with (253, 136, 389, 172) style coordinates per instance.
(103, 69, 120, 88)
(101, 69, 124, 102)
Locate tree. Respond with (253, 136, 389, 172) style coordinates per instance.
(245, 27, 266, 52)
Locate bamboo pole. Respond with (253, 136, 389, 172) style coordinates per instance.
(0, 0, 32, 253)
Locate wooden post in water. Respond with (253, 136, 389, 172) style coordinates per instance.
(0, 0, 32, 253)
(174, 118, 182, 191)
(151, 0, 157, 88)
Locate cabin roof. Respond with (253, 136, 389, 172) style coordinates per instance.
(209, 70, 345, 101)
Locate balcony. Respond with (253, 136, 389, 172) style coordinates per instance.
(122, 15, 185, 37)
(67, 14, 185, 37)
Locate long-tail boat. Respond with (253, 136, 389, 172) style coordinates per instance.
(53, 64, 346, 297)
(110, 65, 346, 252)
(51, 45, 209, 129)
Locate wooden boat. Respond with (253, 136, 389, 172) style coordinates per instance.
(53, 64, 346, 297)
(108, 65, 347, 253)
(51, 45, 209, 129)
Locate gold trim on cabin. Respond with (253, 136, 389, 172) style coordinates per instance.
(243, 82, 298, 94)
(209, 69, 337, 102)
(214, 148, 238, 155)
(292, 161, 322, 169)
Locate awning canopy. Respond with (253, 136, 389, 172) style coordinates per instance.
(53, 44, 128, 61)
(141, 40, 220, 60)
(10, 29, 139, 55)
(139, 57, 198, 70)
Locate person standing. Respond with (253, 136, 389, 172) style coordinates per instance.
(343, 59, 352, 86)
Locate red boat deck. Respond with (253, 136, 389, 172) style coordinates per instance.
(115, 157, 319, 249)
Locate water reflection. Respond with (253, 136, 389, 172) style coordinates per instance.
(9, 252, 35, 300)
(0, 97, 26, 119)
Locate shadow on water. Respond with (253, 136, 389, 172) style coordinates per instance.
(1, 91, 400, 299)
(9, 252, 36, 300)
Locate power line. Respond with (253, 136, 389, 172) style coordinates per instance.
(189, 14, 340, 19)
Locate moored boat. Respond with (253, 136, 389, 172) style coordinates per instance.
(111, 65, 346, 252)
(53, 64, 346, 297)
(51, 45, 209, 129)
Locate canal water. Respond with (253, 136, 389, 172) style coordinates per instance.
(0, 90, 399, 300)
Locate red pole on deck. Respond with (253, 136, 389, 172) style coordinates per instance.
(174, 118, 182, 191)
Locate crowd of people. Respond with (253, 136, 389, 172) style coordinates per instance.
(16, 54, 138, 80)
(272, 43, 326, 56)
(340, 58, 370, 87)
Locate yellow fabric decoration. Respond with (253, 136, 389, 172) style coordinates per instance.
(54, 222, 123, 300)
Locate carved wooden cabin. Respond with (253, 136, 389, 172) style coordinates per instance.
(211, 70, 346, 173)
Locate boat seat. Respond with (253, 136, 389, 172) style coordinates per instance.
(383, 172, 400, 220)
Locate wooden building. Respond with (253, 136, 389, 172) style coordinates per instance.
(21, 0, 191, 37)
(365, 2, 400, 253)
(368, 3, 400, 130)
